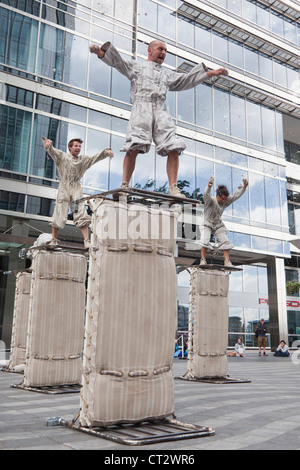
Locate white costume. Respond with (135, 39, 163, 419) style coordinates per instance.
(100, 42, 208, 156)
(200, 184, 247, 251)
(44, 143, 110, 230)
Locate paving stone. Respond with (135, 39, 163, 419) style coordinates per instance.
(0, 351, 299, 450)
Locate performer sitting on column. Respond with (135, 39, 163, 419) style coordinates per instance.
(90, 40, 228, 197)
(200, 176, 248, 267)
(43, 137, 113, 248)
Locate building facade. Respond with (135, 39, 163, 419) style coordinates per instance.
(0, 0, 300, 349)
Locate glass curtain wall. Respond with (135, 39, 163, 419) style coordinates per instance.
(0, 0, 292, 252)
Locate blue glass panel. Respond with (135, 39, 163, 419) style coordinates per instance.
(0, 105, 31, 173)
(0, 8, 38, 73)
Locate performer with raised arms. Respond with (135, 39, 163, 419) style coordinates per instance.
(200, 176, 248, 267)
(90, 40, 228, 197)
(43, 137, 113, 248)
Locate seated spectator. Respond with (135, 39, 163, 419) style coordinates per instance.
(274, 340, 290, 357)
(228, 338, 245, 357)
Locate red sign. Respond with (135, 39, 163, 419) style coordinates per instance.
(259, 298, 300, 308)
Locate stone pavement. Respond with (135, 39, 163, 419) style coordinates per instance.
(1, 351, 300, 451)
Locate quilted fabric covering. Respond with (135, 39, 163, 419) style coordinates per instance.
(9, 272, 31, 371)
(80, 200, 178, 427)
(24, 250, 87, 387)
(189, 268, 229, 378)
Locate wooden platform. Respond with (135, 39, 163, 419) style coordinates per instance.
(192, 263, 242, 272)
(75, 187, 202, 207)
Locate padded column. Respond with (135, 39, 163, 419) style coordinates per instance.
(188, 268, 229, 378)
(9, 272, 31, 371)
(24, 250, 87, 387)
(80, 200, 178, 427)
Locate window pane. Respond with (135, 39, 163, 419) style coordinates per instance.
(84, 129, 110, 192)
(245, 46, 259, 75)
(228, 39, 243, 69)
(257, 266, 268, 294)
(133, 149, 155, 190)
(243, 0, 256, 23)
(195, 24, 211, 56)
(256, 4, 270, 30)
(284, 18, 297, 43)
(229, 270, 243, 292)
(196, 158, 214, 201)
(214, 89, 230, 135)
(243, 266, 258, 293)
(265, 176, 281, 226)
(247, 101, 262, 146)
(157, 5, 176, 40)
(177, 154, 196, 198)
(109, 134, 127, 190)
(138, 0, 157, 31)
(213, 32, 228, 61)
(261, 106, 276, 150)
(88, 53, 111, 97)
(287, 66, 299, 92)
(271, 11, 284, 37)
(178, 88, 194, 124)
(259, 53, 273, 82)
(111, 66, 131, 103)
(274, 60, 287, 88)
(252, 235, 267, 252)
(232, 168, 249, 220)
(38, 24, 89, 89)
(0, 106, 31, 174)
(0, 9, 38, 74)
(178, 17, 194, 48)
(229, 307, 244, 333)
(230, 94, 246, 140)
(195, 83, 212, 130)
(249, 172, 266, 224)
(228, 0, 242, 15)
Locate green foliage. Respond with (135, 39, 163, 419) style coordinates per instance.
(286, 280, 300, 295)
(134, 178, 203, 201)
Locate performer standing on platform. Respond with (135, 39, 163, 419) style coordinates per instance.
(200, 176, 248, 267)
(90, 40, 228, 197)
(43, 137, 113, 248)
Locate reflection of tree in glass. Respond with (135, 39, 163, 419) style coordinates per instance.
(134, 178, 203, 202)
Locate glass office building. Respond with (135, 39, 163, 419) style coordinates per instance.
(0, 0, 300, 349)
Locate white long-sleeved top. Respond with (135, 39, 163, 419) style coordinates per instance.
(203, 184, 246, 228)
(45, 144, 108, 187)
(100, 42, 208, 103)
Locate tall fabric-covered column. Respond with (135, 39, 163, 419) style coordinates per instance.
(188, 267, 229, 379)
(24, 250, 87, 387)
(80, 200, 178, 427)
(9, 272, 31, 372)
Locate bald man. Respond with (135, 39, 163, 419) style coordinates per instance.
(90, 40, 228, 197)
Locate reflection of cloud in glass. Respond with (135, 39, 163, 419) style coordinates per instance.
(67, 123, 85, 144)
(83, 128, 110, 191)
(84, 159, 109, 191)
(179, 154, 195, 178)
(133, 150, 155, 183)
(177, 270, 190, 288)
(243, 266, 258, 293)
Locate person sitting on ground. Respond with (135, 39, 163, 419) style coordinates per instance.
(199, 176, 248, 267)
(228, 338, 245, 357)
(274, 340, 290, 357)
